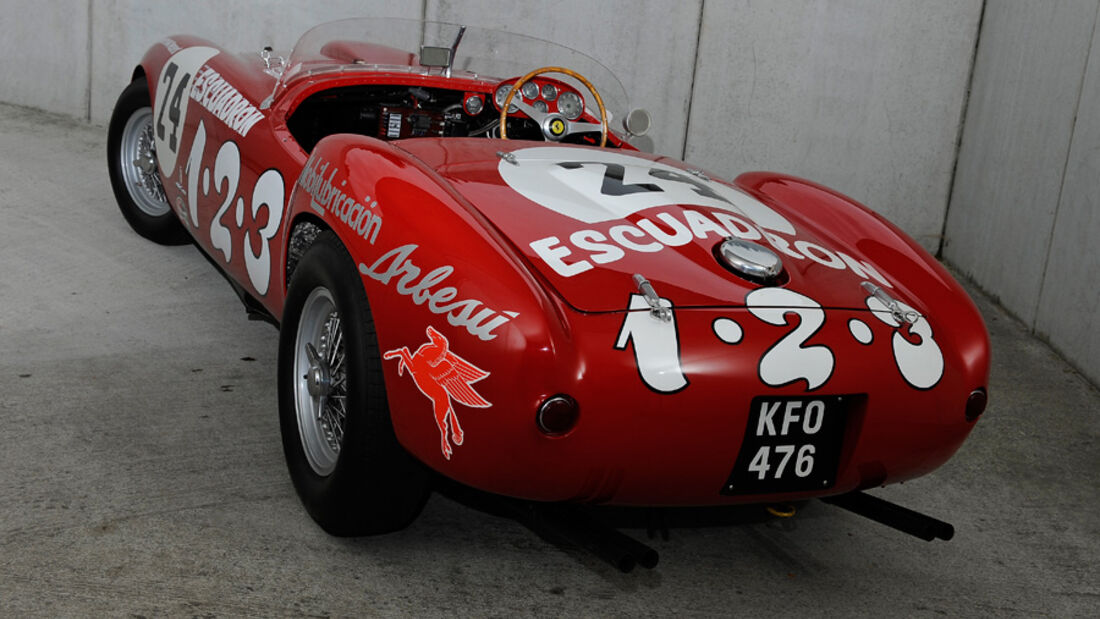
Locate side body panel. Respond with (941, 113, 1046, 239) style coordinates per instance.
(141, 37, 296, 315)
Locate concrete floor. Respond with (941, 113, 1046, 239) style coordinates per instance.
(1, 101, 1097, 617)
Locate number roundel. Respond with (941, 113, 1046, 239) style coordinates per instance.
(497, 146, 797, 233)
(153, 47, 219, 174)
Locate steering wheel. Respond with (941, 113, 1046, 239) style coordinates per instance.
(499, 66, 608, 147)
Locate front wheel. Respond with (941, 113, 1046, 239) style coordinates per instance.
(278, 231, 429, 535)
(106, 76, 190, 245)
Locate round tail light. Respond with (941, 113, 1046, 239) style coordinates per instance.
(536, 395, 579, 436)
(965, 388, 988, 422)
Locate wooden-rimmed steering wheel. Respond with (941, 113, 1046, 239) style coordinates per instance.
(499, 66, 608, 147)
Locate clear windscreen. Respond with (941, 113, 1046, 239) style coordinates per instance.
(278, 18, 633, 134)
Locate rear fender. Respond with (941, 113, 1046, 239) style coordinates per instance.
(736, 172, 990, 389)
(284, 134, 578, 474)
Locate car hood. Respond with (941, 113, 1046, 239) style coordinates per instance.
(395, 139, 908, 314)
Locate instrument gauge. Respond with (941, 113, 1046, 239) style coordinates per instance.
(533, 100, 548, 114)
(521, 81, 540, 101)
(494, 84, 518, 112)
(463, 94, 484, 116)
(541, 83, 558, 101)
(558, 91, 583, 120)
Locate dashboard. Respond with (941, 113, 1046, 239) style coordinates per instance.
(286, 77, 603, 153)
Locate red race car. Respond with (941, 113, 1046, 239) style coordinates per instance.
(107, 18, 989, 563)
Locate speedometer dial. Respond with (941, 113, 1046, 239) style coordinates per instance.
(494, 84, 518, 112)
(558, 91, 583, 120)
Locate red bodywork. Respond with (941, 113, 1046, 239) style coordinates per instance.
(137, 35, 990, 506)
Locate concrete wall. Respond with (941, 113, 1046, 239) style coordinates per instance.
(0, 0, 978, 254)
(0, 1, 90, 118)
(945, 0, 1100, 385)
(687, 0, 981, 250)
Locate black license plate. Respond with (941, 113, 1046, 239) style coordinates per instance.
(721, 395, 854, 496)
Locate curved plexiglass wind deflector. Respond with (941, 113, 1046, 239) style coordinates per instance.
(267, 17, 639, 141)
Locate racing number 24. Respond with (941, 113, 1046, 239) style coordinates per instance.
(156, 61, 188, 153)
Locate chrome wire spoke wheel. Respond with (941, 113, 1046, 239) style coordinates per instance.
(294, 287, 348, 476)
(277, 230, 430, 534)
(118, 107, 169, 217)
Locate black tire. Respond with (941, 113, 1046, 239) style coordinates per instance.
(278, 231, 429, 535)
(107, 76, 191, 245)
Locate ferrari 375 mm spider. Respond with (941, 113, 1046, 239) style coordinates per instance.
(107, 18, 989, 567)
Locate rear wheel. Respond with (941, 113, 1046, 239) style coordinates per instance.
(278, 231, 429, 535)
(107, 76, 190, 245)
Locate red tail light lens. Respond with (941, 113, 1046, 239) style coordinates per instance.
(965, 388, 988, 422)
(536, 395, 579, 436)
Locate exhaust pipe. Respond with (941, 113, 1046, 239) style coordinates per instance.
(822, 491, 954, 541)
(508, 502, 659, 572)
